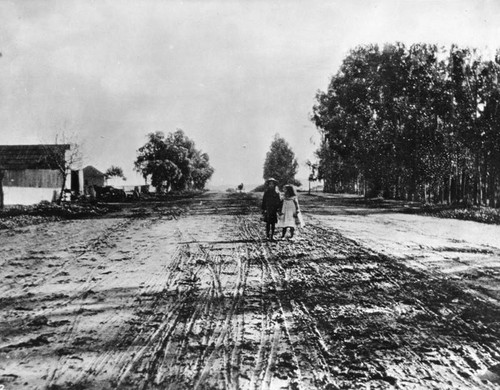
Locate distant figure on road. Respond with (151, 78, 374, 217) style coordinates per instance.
(238, 183, 244, 193)
(261, 178, 281, 241)
(278, 184, 304, 240)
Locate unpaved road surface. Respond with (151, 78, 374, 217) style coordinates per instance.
(1, 192, 500, 390)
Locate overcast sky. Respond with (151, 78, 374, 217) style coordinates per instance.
(1, 0, 499, 188)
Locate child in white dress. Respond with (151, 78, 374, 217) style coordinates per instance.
(279, 185, 304, 240)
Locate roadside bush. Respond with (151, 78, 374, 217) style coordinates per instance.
(252, 184, 266, 192)
(155, 189, 204, 200)
(0, 202, 117, 230)
(407, 205, 500, 225)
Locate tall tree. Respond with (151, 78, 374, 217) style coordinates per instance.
(263, 134, 300, 188)
(135, 130, 214, 192)
(105, 166, 126, 181)
(134, 132, 178, 192)
(312, 43, 500, 206)
(191, 151, 215, 191)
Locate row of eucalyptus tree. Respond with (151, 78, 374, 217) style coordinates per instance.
(312, 43, 500, 207)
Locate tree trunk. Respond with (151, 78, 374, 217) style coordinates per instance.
(446, 176, 451, 205)
(58, 172, 67, 204)
(489, 167, 497, 208)
(473, 166, 479, 205)
(451, 174, 457, 204)
(453, 163, 460, 204)
(482, 157, 488, 206)
(0, 170, 4, 209)
(473, 153, 482, 206)
(461, 169, 466, 205)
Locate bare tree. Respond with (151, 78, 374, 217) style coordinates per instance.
(306, 160, 319, 195)
(43, 132, 82, 204)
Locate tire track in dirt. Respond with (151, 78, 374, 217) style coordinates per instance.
(134, 251, 210, 388)
(107, 222, 221, 389)
(128, 226, 248, 389)
(0, 219, 129, 295)
(70, 245, 186, 389)
(1, 211, 186, 390)
(191, 251, 247, 390)
(233, 198, 500, 389)
(269, 214, 500, 389)
(239, 217, 303, 390)
(67, 219, 194, 389)
(0, 218, 133, 321)
(114, 199, 302, 390)
(0, 218, 138, 387)
(3, 193, 500, 390)
(44, 216, 169, 389)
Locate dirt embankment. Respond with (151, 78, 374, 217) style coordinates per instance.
(1, 192, 499, 390)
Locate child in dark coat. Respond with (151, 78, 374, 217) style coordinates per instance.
(261, 178, 281, 240)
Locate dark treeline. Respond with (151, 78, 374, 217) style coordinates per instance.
(312, 43, 500, 207)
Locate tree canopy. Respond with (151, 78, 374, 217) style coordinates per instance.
(312, 43, 500, 207)
(263, 134, 300, 189)
(134, 130, 214, 192)
(105, 166, 126, 181)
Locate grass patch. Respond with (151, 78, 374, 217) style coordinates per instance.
(0, 202, 118, 230)
(407, 205, 500, 225)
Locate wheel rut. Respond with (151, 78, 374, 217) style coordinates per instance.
(1, 193, 500, 390)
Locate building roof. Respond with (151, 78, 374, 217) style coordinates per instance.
(0, 144, 70, 170)
(83, 165, 105, 178)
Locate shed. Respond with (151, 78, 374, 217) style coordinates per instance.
(83, 165, 105, 193)
(0, 144, 75, 205)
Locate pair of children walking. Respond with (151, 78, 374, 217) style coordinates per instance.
(261, 178, 304, 241)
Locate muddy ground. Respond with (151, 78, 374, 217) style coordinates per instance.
(1, 192, 500, 390)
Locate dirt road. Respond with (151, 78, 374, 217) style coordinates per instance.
(1, 192, 500, 390)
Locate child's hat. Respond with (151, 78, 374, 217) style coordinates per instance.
(284, 184, 297, 195)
